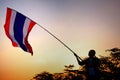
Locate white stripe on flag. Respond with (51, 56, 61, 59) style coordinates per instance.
(23, 18, 31, 51)
(9, 10, 19, 46)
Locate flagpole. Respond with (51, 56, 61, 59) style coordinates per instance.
(36, 23, 83, 61)
(7, 7, 82, 60)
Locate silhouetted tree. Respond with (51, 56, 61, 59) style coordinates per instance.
(99, 48, 120, 80)
(32, 71, 53, 80)
(54, 64, 83, 80)
(32, 65, 84, 80)
(32, 48, 120, 80)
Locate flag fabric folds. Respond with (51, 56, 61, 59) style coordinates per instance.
(4, 8, 36, 55)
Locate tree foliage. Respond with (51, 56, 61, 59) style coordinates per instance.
(99, 48, 120, 80)
(32, 71, 53, 80)
(32, 48, 120, 80)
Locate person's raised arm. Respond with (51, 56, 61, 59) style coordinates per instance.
(74, 53, 85, 65)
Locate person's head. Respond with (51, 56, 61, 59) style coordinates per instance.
(88, 49, 96, 57)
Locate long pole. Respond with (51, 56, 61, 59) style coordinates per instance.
(9, 7, 83, 60)
(37, 23, 83, 61)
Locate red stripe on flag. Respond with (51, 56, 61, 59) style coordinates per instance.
(4, 8, 18, 47)
(25, 21, 36, 55)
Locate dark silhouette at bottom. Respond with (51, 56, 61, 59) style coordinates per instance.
(74, 49, 100, 80)
(32, 48, 120, 80)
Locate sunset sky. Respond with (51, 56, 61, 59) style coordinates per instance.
(0, 0, 120, 80)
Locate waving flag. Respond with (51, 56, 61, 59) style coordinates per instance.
(4, 8, 36, 55)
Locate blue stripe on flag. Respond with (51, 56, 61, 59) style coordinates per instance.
(14, 12, 27, 51)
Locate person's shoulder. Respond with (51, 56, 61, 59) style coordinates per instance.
(94, 57, 100, 61)
(95, 57, 99, 60)
(83, 57, 91, 62)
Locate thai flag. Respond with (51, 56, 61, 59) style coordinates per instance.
(4, 8, 36, 55)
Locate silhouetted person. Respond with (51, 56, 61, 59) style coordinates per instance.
(74, 50, 100, 80)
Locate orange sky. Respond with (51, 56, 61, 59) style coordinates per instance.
(0, 0, 120, 80)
